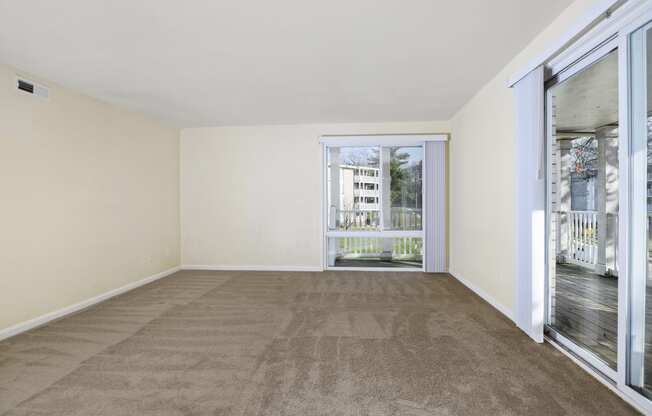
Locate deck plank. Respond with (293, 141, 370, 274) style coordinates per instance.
(552, 263, 652, 391)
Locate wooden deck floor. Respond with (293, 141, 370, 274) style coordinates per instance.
(551, 263, 618, 368)
(551, 263, 652, 393)
(334, 258, 422, 268)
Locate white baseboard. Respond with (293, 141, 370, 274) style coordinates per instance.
(181, 265, 323, 272)
(0, 266, 181, 342)
(448, 269, 514, 322)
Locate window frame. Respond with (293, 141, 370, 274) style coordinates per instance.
(320, 134, 445, 272)
(543, 40, 620, 382)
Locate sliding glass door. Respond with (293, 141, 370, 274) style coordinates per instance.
(545, 46, 620, 375)
(541, 7, 652, 411)
(628, 18, 652, 399)
(324, 143, 424, 269)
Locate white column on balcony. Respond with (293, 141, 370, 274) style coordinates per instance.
(597, 132, 606, 274)
(557, 139, 573, 263)
(595, 125, 619, 275)
(605, 128, 619, 276)
(328, 147, 341, 266)
(380, 147, 392, 259)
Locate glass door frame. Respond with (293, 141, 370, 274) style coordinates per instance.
(628, 18, 652, 399)
(543, 37, 621, 382)
(320, 135, 429, 272)
(542, 3, 652, 412)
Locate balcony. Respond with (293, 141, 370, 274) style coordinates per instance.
(354, 175, 379, 184)
(333, 207, 422, 231)
(328, 207, 423, 268)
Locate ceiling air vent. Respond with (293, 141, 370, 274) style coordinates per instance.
(16, 77, 49, 99)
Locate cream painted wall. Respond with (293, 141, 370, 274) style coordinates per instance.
(0, 64, 180, 332)
(0, 0, 598, 334)
(449, 0, 603, 315)
(181, 122, 449, 269)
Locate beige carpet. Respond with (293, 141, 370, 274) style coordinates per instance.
(0, 270, 639, 415)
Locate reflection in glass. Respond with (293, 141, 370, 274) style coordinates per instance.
(547, 49, 619, 369)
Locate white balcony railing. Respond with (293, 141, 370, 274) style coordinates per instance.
(390, 207, 421, 230)
(568, 210, 598, 266)
(336, 210, 380, 230)
(354, 175, 380, 184)
(338, 237, 423, 260)
(353, 189, 380, 197)
(334, 207, 422, 231)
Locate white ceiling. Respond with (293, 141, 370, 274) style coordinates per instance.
(0, 0, 572, 127)
(553, 29, 652, 133)
(553, 49, 619, 132)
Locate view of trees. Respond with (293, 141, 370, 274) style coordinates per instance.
(387, 150, 422, 209)
(344, 147, 422, 209)
(571, 137, 598, 178)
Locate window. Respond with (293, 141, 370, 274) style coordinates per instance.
(385, 146, 423, 231)
(327, 237, 423, 268)
(325, 143, 424, 269)
(327, 146, 380, 231)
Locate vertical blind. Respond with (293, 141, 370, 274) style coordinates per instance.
(513, 65, 545, 343)
(425, 140, 446, 273)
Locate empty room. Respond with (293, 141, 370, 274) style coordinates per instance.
(3, 0, 652, 414)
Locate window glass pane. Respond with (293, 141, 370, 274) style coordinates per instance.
(327, 145, 424, 232)
(326, 237, 422, 268)
(628, 21, 652, 397)
(382, 146, 423, 231)
(327, 146, 379, 231)
(547, 49, 619, 369)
